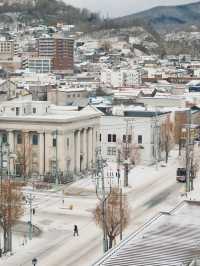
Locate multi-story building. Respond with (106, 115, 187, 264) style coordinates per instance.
(99, 108, 171, 165)
(53, 37, 74, 74)
(48, 87, 89, 106)
(27, 57, 52, 73)
(37, 37, 74, 74)
(0, 40, 18, 60)
(0, 101, 101, 179)
(101, 68, 141, 88)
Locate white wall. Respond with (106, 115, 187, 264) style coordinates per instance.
(101, 69, 141, 87)
(100, 115, 155, 165)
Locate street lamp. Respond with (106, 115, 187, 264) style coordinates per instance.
(32, 257, 38, 266)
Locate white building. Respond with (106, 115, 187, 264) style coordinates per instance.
(101, 68, 141, 88)
(0, 39, 18, 60)
(99, 108, 170, 165)
(48, 87, 89, 106)
(0, 101, 101, 180)
(27, 57, 52, 73)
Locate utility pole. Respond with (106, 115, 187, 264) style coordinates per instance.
(55, 129, 58, 185)
(8, 179, 12, 253)
(117, 149, 121, 187)
(124, 120, 129, 187)
(154, 110, 159, 169)
(26, 193, 34, 241)
(95, 148, 110, 253)
(119, 187, 122, 241)
(185, 109, 191, 193)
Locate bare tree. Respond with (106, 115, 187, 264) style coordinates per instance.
(16, 131, 33, 179)
(160, 116, 174, 163)
(93, 187, 130, 249)
(174, 111, 187, 155)
(0, 180, 24, 253)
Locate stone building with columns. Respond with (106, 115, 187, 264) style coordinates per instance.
(0, 100, 101, 180)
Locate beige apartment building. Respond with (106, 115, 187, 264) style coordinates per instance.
(0, 101, 101, 180)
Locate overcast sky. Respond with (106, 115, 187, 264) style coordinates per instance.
(63, 0, 199, 17)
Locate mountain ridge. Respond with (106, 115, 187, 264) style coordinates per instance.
(112, 1, 200, 32)
(0, 0, 100, 29)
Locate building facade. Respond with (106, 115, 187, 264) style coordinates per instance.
(28, 57, 52, 73)
(101, 68, 142, 88)
(37, 37, 74, 74)
(48, 87, 89, 106)
(99, 110, 170, 165)
(0, 40, 18, 60)
(0, 101, 101, 180)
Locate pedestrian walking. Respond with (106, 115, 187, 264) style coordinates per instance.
(32, 208, 35, 215)
(73, 225, 79, 236)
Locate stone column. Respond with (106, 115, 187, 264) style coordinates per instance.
(69, 131, 75, 173)
(44, 132, 51, 174)
(92, 127, 97, 166)
(22, 131, 30, 178)
(75, 130, 81, 173)
(39, 132, 44, 176)
(57, 131, 65, 173)
(88, 128, 93, 169)
(82, 128, 87, 170)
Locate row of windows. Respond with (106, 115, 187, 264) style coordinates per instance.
(100, 134, 143, 144)
(17, 134, 39, 145)
(67, 93, 81, 98)
(16, 134, 70, 148)
(16, 107, 37, 115)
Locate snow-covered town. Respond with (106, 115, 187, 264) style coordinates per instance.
(1, 0, 200, 266)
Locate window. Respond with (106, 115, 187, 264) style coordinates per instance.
(138, 135, 143, 144)
(67, 138, 69, 149)
(53, 138, 57, 147)
(17, 133, 22, 144)
(32, 134, 38, 145)
(123, 135, 126, 143)
(107, 147, 116, 156)
(2, 134, 7, 143)
(16, 107, 19, 116)
(33, 107, 36, 114)
(123, 135, 132, 143)
(108, 134, 116, 143)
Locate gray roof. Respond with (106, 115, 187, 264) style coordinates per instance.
(93, 201, 200, 266)
(124, 111, 171, 118)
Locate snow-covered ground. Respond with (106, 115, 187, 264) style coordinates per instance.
(0, 149, 189, 266)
